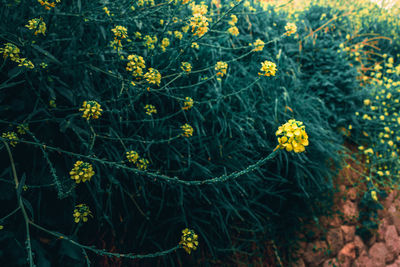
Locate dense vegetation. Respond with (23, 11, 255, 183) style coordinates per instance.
(0, 0, 399, 265)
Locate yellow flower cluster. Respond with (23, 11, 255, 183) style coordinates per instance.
(181, 62, 192, 73)
(371, 190, 378, 202)
(103, 7, 110, 16)
(144, 104, 157, 115)
(73, 204, 92, 223)
(25, 18, 46, 35)
(276, 119, 309, 153)
(38, 0, 59, 10)
(144, 68, 162, 86)
(137, 158, 149, 170)
(79, 100, 103, 120)
(251, 39, 265, 52)
(227, 14, 239, 37)
(110, 25, 128, 50)
(160, 38, 170, 52)
(189, 3, 209, 37)
(181, 123, 194, 137)
(126, 54, 146, 77)
(0, 43, 34, 69)
(69, 161, 95, 183)
(17, 124, 29, 135)
(258, 60, 277, 77)
(126, 151, 150, 170)
(284, 22, 297, 36)
(143, 35, 158, 50)
(191, 42, 199, 49)
(126, 150, 139, 164)
(182, 97, 194, 110)
(174, 31, 183, 40)
(2, 132, 18, 147)
(179, 228, 199, 254)
(215, 61, 228, 78)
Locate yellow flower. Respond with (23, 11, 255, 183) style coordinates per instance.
(251, 39, 265, 52)
(191, 42, 199, 49)
(179, 228, 199, 254)
(126, 150, 139, 164)
(2, 132, 18, 147)
(73, 204, 92, 223)
(144, 68, 161, 86)
(371, 191, 378, 202)
(16, 58, 35, 69)
(0, 43, 20, 61)
(182, 97, 194, 110)
(144, 104, 157, 115)
(181, 123, 194, 137)
(284, 22, 297, 36)
(227, 26, 239, 36)
(111, 25, 128, 40)
(215, 61, 228, 77)
(38, 0, 56, 10)
(276, 119, 309, 153)
(174, 31, 183, 40)
(69, 161, 95, 183)
(258, 60, 277, 77)
(228, 14, 238, 26)
(79, 100, 103, 120)
(126, 54, 146, 77)
(160, 38, 170, 52)
(363, 99, 371, 106)
(17, 124, 29, 135)
(181, 62, 192, 73)
(25, 18, 46, 35)
(136, 158, 149, 170)
(103, 7, 110, 16)
(189, 14, 209, 37)
(143, 35, 158, 50)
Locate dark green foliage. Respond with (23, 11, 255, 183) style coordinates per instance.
(0, 0, 371, 266)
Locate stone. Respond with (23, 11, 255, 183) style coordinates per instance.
(385, 225, 400, 262)
(368, 242, 388, 267)
(337, 243, 356, 267)
(291, 258, 305, 267)
(326, 228, 343, 256)
(322, 258, 339, 267)
(353, 251, 375, 267)
(353, 235, 366, 257)
(347, 187, 357, 201)
(341, 200, 358, 224)
(341, 225, 355, 242)
(328, 214, 342, 228)
(377, 217, 389, 241)
(389, 204, 400, 235)
(302, 240, 328, 267)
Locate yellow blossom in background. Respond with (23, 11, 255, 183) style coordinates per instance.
(191, 42, 199, 49)
(143, 35, 158, 50)
(371, 191, 378, 201)
(174, 31, 183, 40)
(182, 25, 189, 33)
(0, 43, 20, 61)
(126, 54, 146, 77)
(179, 228, 199, 254)
(69, 161, 95, 183)
(17, 124, 29, 135)
(2, 132, 18, 147)
(251, 39, 265, 52)
(144, 68, 161, 86)
(111, 25, 128, 40)
(215, 61, 228, 77)
(227, 26, 239, 36)
(181, 62, 192, 73)
(38, 0, 56, 10)
(17, 58, 35, 69)
(25, 18, 46, 35)
(181, 123, 194, 137)
(228, 14, 238, 26)
(136, 158, 149, 170)
(284, 22, 297, 36)
(73, 204, 92, 223)
(126, 150, 139, 164)
(144, 104, 157, 115)
(189, 14, 209, 37)
(79, 100, 103, 120)
(160, 38, 170, 52)
(182, 97, 194, 110)
(103, 7, 110, 16)
(276, 119, 309, 153)
(258, 60, 277, 77)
